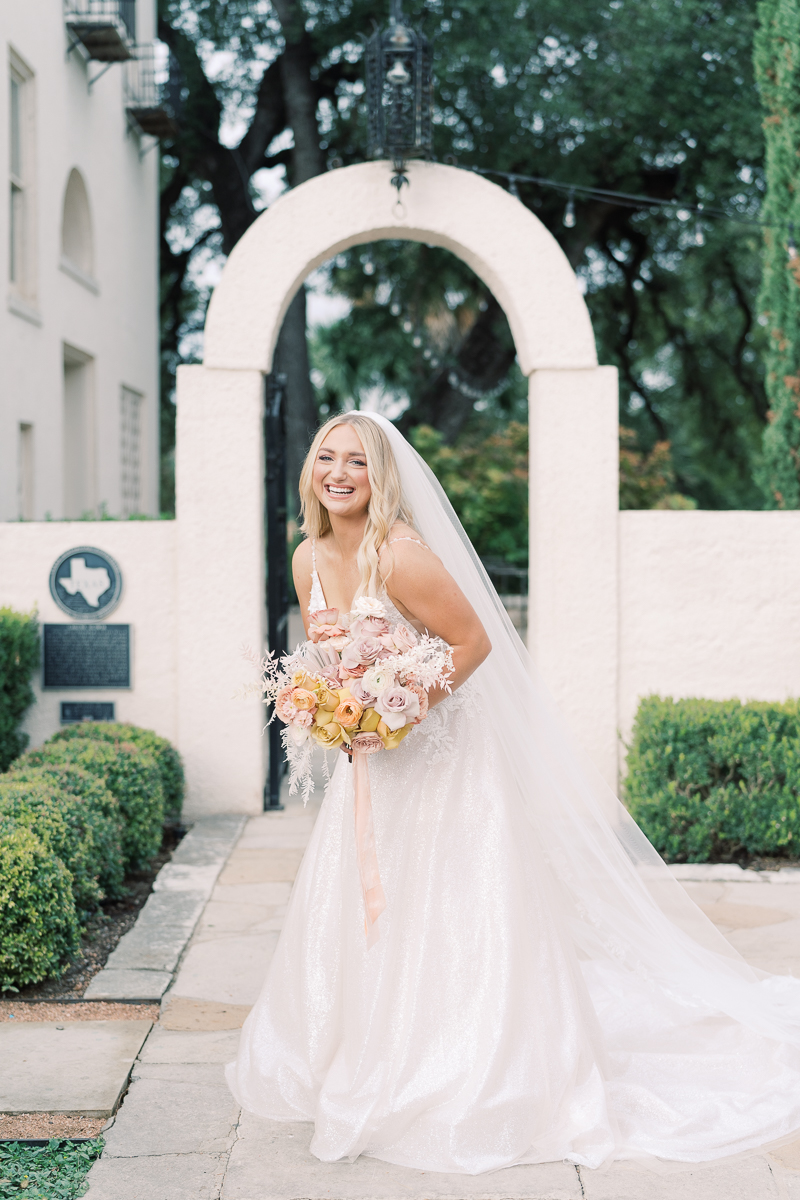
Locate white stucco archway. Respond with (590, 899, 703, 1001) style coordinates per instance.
(175, 160, 619, 817)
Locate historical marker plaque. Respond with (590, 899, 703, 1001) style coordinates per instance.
(43, 624, 131, 689)
(60, 701, 116, 724)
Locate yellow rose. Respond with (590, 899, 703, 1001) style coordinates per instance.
(314, 708, 335, 727)
(359, 707, 381, 733)
(377, 719, 412, 750)
(291, 670, 316, 690)
(315, 684, 339, 712)
(311, 721, 344, 749)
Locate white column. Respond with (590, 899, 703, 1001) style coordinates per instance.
(175, 365, 267, 817)
(528, 366, 619, 788)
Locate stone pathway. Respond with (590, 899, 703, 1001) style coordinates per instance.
(82, 789, 800, 1200)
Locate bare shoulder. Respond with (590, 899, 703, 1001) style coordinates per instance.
(380, 523, 438, 582)
(292, 538, 312, 570)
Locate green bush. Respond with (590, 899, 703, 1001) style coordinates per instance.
(0, 607, 40, 772)
(0, 777, 101, 918)
(625, 696, 800, 862)
(17, 739, 164, 871)
(4, 765, 125, 902)
(0, 825, 80, 992)
(51, 722, 184, 819)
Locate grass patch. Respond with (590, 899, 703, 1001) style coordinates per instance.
(0, 1139, 103, 1199)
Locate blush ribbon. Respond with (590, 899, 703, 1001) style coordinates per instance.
(353, 749, 386, 947)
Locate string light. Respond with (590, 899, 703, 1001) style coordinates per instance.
(563, 190, 576, 229)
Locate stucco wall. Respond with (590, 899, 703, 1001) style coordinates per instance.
(618, 511, 800, 760)
(0, 1, 159, 521)
(0, 522, 177, 755)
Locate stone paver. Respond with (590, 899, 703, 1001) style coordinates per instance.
(0, 1020, 152, 1116)
(85, 815, 245, 1001)
(85, 790, 800, 1199)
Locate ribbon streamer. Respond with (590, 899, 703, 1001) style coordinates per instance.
(353, 750, 386, 947)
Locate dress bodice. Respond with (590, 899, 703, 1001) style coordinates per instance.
(308, 536, 428, 618)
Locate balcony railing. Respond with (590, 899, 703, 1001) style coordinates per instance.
(64, 0, 135, 62)
(125, 42, 177, 139)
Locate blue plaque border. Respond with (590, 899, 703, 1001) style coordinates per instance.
(49, 546, 123, 621)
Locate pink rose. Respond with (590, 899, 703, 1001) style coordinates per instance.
(351, 731, 384, 755)
(309, 606, 349, 644)
(350, 677, 378, 706)
(392, 623, 419, 652)
(374, 685, 421, 731)
(350, 615, 391, 640)
(339, 662, 367, 679)
(341, 637, 385, 671)
(405, 681, 429, 725)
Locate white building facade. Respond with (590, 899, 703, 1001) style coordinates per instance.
(1, 0, 160, 522)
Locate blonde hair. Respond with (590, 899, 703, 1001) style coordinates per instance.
(298, 412, 417, 598)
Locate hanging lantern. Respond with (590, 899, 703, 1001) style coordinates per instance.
(366, 0, 433, 194)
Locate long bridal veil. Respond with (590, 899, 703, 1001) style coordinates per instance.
(361, 411, 800, 1048)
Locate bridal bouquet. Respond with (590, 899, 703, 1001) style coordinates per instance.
(253, 596, 453, 801)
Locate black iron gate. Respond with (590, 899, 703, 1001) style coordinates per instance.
(264, 373, 289, 811)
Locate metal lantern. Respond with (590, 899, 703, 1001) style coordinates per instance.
(366, 0, 432, 192)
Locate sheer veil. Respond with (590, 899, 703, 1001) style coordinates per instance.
(361, 410, 800, 1045)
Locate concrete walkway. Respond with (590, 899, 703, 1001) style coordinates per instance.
(85, 789, 800, 1200)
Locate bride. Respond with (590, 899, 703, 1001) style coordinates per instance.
(227, 410, 800, 1174)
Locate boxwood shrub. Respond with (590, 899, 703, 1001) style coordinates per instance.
(51, 722, 184, 819)
(0, 825, 80, 992)
(625, 696, 800, 862)
(17, 739, 164, 870)
(5, 765, 125, 902)
(0, 607, 39, 773)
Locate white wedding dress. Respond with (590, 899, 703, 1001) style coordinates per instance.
(227, 414, 800, 1174)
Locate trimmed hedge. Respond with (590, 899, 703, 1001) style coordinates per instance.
(625, 696, 800, 862)
(0, 607, 39, 772)
(5, 765, 125, 902)
(0, 825, 80, 992)
(0, 777, 102, 917)
(17, 739, 164, 870)
(51, 722, 184, 819)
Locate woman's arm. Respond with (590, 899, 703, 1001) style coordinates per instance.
(292, 541, 313, 636)
(380, 538, 491, 706)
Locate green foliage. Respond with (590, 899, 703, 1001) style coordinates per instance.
(18, 740, 164, 871)
(619, 427, 697, 510)
(411, 422, 528, 564)
(5, 765, 125, 902)
(0, 608, 40, 772)
(0, 1138, 104, 1199)
(0, 826, 80, 992)
(162, 0, 767, 511)
(754, 0, 800, 507)
(625, 696, 800, 862)
(0, 778, 101, 918)
(51, 723, 184, 820)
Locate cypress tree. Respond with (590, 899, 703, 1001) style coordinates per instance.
(755, 0, 800, 508)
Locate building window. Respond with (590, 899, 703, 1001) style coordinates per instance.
(17, 423, 34, 519)
(120, 386, 142, 516)
(61, 168, 94, 278)
(8, 51, 34, 298)
(63, 345, 95, 518)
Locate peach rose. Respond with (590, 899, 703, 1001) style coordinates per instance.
(291, 688, 318, 712)
(334, 698, 363, 728)
(275, 685, 298, 723)
(351, 731, 384, 755)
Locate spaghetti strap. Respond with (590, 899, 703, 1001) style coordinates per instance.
(388, 536, 429, 549)
(308, 538, 327, 614)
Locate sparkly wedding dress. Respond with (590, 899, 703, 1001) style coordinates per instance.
(227, 414, 800, 1174)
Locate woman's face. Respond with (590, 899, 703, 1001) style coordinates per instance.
(312, 424, 372, 520)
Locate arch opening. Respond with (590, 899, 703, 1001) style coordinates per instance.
(61, 168, 94, 277)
